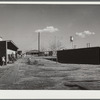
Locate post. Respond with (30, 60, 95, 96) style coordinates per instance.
(87, 43, 91, 48)
(38, 32, 40, 56)
(74, 45, 76, 49)
(72, 41, 74, 49)
(5, 41, 7, 65)
(55, 36, 58, 64)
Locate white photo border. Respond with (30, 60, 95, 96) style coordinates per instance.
(0, 1, 100, 99)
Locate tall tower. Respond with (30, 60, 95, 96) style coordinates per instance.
(70, 36, 74, 49)
(38, 32, 40, 52)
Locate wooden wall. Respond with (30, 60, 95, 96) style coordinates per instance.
(57, 47, 100, 64)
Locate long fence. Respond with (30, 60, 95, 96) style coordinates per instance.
(57, 47, 100, 64)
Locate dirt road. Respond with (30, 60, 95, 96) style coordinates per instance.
(0, 56, 100, 90)
(0, 59, 21, 89)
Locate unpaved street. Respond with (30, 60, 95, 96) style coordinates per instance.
(0, 59, 20, 89)
(0, 56, 100, 90)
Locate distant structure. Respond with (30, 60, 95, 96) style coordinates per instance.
(38, 32, 40, 53)
(26, 50, 39, 55)
(0, 40, 18, 65)
(26, 50, 44, 56)
(26, 50, 54, 56)
(17, 50, 22, 58)
(44, 51, 53, 56)
(17, 50, 22, 55)
(70, 36, 74, 49)
(57, 47, 100, 64)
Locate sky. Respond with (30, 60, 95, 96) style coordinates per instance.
(0, 4, 100, 51)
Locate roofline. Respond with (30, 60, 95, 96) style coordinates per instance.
(7, 40, 19, 49)
(0, 40, 18, 49)
(58, 46, 100, 51)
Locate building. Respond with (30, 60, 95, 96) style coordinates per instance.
(57, 47, 100, 64)
(0, 40, 18, 65)
(26, 50, 39, 55)
(17, 50, 22, 55)
(17, 50, 22, 58)
(44, 51, 53, 56)
(26, 50, 44, 56)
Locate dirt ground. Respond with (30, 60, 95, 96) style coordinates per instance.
(0, 55, 100, 90)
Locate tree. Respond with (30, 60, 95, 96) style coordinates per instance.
(41, 46, 47, 52)
(49, 40, 63, 55)
(49, 40, 64, 57)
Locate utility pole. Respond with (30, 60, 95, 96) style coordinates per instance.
(55, 36, 58, 64)
(74, 45, 76, 49)
(38, 32, 40, 55)
(87, 43, 91, 48)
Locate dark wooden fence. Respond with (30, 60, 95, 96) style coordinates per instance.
(57, 47, 100, 64)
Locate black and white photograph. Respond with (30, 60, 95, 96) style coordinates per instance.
(0, 2, 100, 91)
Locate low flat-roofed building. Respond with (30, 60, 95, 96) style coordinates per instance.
(0, 40, 18, 65)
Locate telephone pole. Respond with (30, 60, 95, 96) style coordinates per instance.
(38, 32, 40, 55)
(87, 43, 91, 48)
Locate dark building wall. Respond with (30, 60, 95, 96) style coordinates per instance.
(57, 47, 100, 64)
(7, 42, 18, 51)
(0, 41, 7, 65)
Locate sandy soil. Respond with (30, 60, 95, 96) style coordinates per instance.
(0, 55, 100, 90)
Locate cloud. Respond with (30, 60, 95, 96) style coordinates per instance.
(76, 32, 85, 38)
(76, 30, 95, 38)
(35, 26, 58, 33)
